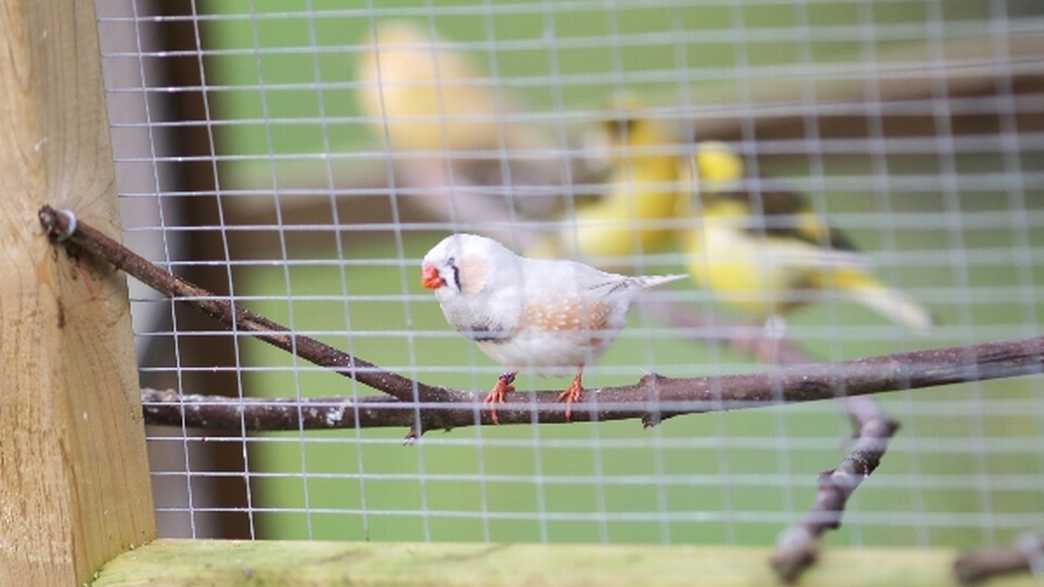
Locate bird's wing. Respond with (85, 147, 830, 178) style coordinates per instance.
(703, 189, 859, 252)
(518, 257, 628, 300)
(757, 239, 869, 271)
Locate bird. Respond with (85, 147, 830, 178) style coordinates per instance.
(682, 183, 933, 333)
(526, 96, 690, 265)
(422, 233, 686, 423)
(357, 21, 523, 152)
(355, 20, 560, 215)
(691, 141, 746, 189)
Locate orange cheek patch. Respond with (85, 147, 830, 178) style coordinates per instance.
(522, 298, 610, 336)
(456, 255, 489, 295)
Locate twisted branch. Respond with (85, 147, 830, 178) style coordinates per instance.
(769, 395, 900, 582)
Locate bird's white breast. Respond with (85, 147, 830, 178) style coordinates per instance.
(431, 249, 640, 374)
(476, 325, 617, 375)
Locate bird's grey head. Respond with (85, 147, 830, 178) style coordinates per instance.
(421, 233, 514, 301)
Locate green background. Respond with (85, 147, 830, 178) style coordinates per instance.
(195, 0, 1044, 547)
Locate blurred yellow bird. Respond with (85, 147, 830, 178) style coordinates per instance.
(528, 97, 695, 264)
(690, 141, 745, 189)
(355, 21, 546, 155)
(683, 175, 932, 331)
(355, 21, 565, 217)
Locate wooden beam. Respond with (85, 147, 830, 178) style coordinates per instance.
(688, 31, 1044, 141)
(92, 539, 1038, 587)
(219, 32, 1044, 225)
(0, 1, 155, 585)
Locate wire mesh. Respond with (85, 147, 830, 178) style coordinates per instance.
(97, 0, 1044, 548)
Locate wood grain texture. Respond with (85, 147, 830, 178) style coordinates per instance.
(92, 540, 1040, 587)
(0, 1, 155, 585)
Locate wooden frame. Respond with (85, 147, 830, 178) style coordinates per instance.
(0, 1, 155, 584)
(92, 541, 1039, 586)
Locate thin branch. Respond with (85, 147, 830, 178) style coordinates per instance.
(138, 336, 1044, 430)
(643, 301, 902, 582)
(769, 395, 900, 582)
(39, 205, 458, 408)
(954, 533, 1044, 584)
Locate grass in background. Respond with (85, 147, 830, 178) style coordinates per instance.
(196, 0, 1044, 546)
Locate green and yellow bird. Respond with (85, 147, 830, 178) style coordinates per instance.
(682, 157, 932, 330)
(528, 97, 697, 264)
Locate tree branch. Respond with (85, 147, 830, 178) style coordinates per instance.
(641, 301, 906, 582)
(39, 205, 458, 407)
(137, 335, 1043, 431)
(953, 533, 1044, 584)
(769, 395, 900, 582)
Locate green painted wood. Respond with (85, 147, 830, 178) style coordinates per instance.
(91, 539, 1034, 587)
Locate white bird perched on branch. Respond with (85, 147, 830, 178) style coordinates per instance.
(421, 233, 686, 423)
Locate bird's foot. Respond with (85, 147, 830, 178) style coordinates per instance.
(483, 372, 516, 425)
(557, 375, 584, 422)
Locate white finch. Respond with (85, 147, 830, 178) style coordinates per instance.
(422, 233, 685, 423)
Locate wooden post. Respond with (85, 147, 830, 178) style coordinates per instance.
(0, 1, 156, 585)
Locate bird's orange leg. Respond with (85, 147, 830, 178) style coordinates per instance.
(557, 368, 584, 422)
(483, 371, 516, 425)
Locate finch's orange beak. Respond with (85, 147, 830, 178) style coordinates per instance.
(421, 264, 444, 289)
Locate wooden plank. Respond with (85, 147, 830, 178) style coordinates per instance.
(687, 31, 1044, 141)
(92, 539, 1037, 587)
(0, 1, 155, 585)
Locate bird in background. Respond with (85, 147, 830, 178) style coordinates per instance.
(681, 147, 933, 333)
(527, 95, 691, 265)
(688, 141, 746, 191)
(355, 21, 564, 216)
(422, 233, 686, 423)
(356, 21, 549, 153)
(527, 99, 748, 267)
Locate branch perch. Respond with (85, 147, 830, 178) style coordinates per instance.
(136, 332, 1044, 429)
(644, 301, 901, 581)
(769, 395, 899, 582)
(43, 203, 1044, 432)
(39, 205, 457, 407)
(953, 533, 1044, 585)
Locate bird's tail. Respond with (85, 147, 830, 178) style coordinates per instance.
(635, 274, 688, 289)
(830, 270, 933, 332)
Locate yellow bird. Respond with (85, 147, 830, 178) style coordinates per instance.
(691, 141, 745, 188)
(355, 21, 547, 155)
(355, 21, 562, 216)
(528, 97, 691, 264)
(683, 179, 933, 331)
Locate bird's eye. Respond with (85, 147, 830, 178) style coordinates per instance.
(450, 263, 461, 291)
